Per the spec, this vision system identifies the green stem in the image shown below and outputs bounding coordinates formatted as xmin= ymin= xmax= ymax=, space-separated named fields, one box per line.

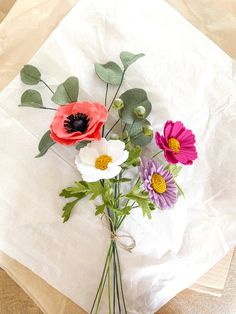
xmin=102 ymin=84 xmax=109 ymax=137
xmin=90 ymin=243 xmax=113 ymax=314
xmin=105 ymin=83 xmax=109 ymax=106
xmin=124 ymin=131 xmax=143 ymax=145
xmin=175 ymin=180 xmax=185 ymax=197
xmin=128 ymin=119 xmax=136 ymax=136
xmin=113 ymin=244 xmax=121 ymax=313
xmin=94 ymin=245 xmax=113 ymax=314
xmin=151 ymin=151 xmax=162 ymax=158
xmin=108 ymin=262 xmax=111 ymax=314
xmin=113 ymin=251 xmax=116 ymax=314
xmin=108 ymin=70 xmax=126 ymax=111
xmin=116 ymin=201 xmax=135 ymax=229
xmin=114 ymin=243 xmax=128 ymax=314
xmin=105 ymin=118 xmax=121 ymax=138
xmin=42 ymin=107 xmax=56 ymax=111
xmin=123 ymin=123 xmax=127 ymax=133
xmin=40 ymin=79 xmax=55 ymax=94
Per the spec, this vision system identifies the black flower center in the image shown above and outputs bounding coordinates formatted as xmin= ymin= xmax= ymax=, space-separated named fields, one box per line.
xmin=64 ymin=113 xmax=90 ymax=133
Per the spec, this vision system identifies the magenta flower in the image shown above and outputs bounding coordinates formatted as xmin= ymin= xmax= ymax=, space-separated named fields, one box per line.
xmin=155 ymin=121 xmax=197 ymax=165
xmin=140 ymin=159 xmax=177 ymax=209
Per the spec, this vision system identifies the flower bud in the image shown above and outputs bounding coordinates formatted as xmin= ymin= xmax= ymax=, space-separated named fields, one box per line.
xmin=110 ymin=133 xmax=120 ymax=140
xmin=112 ymin=98 xmax=124 ymax=110
xmin=142 ymin=125 xmax=153 ymax=136
xmin=134 ymin=106 xmax=146 ymax=118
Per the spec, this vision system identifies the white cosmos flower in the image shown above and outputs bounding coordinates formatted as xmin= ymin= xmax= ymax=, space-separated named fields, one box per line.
xmin=75 ymin=138 xmax=129 ymax=182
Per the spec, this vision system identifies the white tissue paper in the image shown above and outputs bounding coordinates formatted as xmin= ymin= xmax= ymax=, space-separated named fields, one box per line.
xmin=0 ymin=0 xmax=236 ymax=313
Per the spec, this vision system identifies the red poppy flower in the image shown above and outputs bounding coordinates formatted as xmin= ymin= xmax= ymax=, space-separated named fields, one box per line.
xmin=50 ymin=102 xmax=108 ymax=145
xmin=155 ymin=120 xmax=197 ymax=165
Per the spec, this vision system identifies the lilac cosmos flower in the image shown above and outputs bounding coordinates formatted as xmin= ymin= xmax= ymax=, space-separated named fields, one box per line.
xmin=140 ymin=159 xmax=177 ymax=209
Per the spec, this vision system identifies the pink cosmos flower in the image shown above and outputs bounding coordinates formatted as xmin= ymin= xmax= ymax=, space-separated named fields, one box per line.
xmin=155 ymin=121 xmax=197 ymax=165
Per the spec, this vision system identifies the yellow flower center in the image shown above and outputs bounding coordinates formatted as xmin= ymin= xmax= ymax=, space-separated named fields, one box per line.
xmin=168 ymin=137 xmax=180 ymax=154
xmin=95 ymin=155 xmax=112 ymax=170
xmin=151 ymin=173 xmax=167 ymax=194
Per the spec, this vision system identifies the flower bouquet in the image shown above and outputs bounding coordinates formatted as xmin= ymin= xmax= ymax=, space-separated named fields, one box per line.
xmin=19 ymin=51 xmax=197 ymax=313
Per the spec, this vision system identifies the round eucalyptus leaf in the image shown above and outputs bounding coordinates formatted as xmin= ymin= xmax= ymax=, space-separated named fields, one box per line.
xmin=36 ymin=130 xmax=55 ymax=158
xmin=127 ymin=118 xmax=150 ymax=137
xmin=127 ymin=119 xmax=153 ymax=147
xmin=131 ymin=132 xmax=153 ymax=147
xmin=51 ymin=76 xmax=79 ymax=105
xmin=20 ymin=65 xmax=41 ymax=85
xmin=19 ymin=89 xmax=44 ymax=108
xmin=119 ymin=88 xmax=152 ymax=124
xmin=95 ymin=62 xmax=123 ymax=85
xmin=120 ymin=51 xmax=145 ymax=70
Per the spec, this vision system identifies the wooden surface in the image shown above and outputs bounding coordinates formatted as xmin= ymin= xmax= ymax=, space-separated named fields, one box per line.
xmin=0 ymin=249 xmax=236 ymax=314
xmin=158 ymin=249 xmax=236 ymax=314
xmin=0 ymin=269 xmax=42 ymax=314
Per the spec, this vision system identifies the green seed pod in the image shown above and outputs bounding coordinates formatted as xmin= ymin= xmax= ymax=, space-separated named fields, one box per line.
xmin=134 ymin=105 xmax=146 ymax=118
xmin=112 ymin=98 xmax=124 ymax=110
xmin=142 ymin=124 xmax=153 ymax=136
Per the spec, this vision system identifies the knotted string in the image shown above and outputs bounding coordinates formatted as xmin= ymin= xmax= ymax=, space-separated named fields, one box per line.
xmin=101 ymin=213 xmax=136 ymax=253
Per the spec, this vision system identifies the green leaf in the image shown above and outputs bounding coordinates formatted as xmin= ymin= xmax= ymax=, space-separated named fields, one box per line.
xmin=60 ymin=182 xmax=89 ymax=198
xmin=95 ymin=62 xmax=123 ymax=85
xmin=51 ymin=76 xmax=79 ymax=104
xmin=122 ymin=206 xmax=132 ymax=215
xmin=60 ymin=189 xmax=85 ymax=199
xmin=125 ymin=192 xmax=149 ymax=202
xmin=135 ymin=198 xmax=153 ymax=219
xmin=165 ymin=164 xmax=182 ymax=178
xmin=123 ymin=145 xmax=142 ymax=168
xmin=102 ymin=180 xmax=115 ymax=207
xmin=120 ymin=51 xmax=145 ymax=70
xmin=62 ymin=199 xmax=79 ymax=223
xmin=119 ymin=88 xmax=152 ymax=124
xmin=19 ymin=89 xmax=44 ymax=109
xmin=127 ymin=119 xmax=153 ymax=147
xmin=20 ymin=65 xmax=41 ymax=85
xmin=87 ymin=181 xmax=105 ymax=200
xmin=125 ymin=179 xmax=153 ymax=218
xmin=74 ymin=181 xmax=90 ymax=192
xmin=125 ymin=180 xmax=149 ymax=201
xmin=75 ymin=141 xmax=90 ymax=150
xmin=125 ymin=192 xmax=153 ymax=219
xmin=95 ymin=204 xmax=106 ymax=216
xmin=35 ymin=130 xmax=55 ymax=158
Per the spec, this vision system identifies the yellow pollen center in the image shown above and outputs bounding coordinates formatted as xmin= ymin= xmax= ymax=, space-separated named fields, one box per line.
xmin=151 ymin=173 xmax=167 ymax=194
xmin=95 ymin=155 xmax=112 ymax=170
xmin=168 ymin=137 xmax=180 ymax=154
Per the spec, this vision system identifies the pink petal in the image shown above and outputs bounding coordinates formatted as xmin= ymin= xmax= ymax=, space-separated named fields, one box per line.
xmin=164 ymin=149 xmax=178 ymax=164
xmin=164 ymin=120 xmax=173 ymax=140
xmin=170 ymin=121 xmax=185 ymax=138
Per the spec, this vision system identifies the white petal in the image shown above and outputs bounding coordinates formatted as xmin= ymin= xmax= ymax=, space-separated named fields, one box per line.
xmin=75 ymin=162 xmax=95 ymax=174
xmin=81 ymin=170 xmax=105 ymax=182
xmin=102 ymin=166 xmax=122 ymax=179
xmin=77 ymin=147 xmax=99 ymax=165
xmin=110 ymin=150 xmax=129 ymax=166
xmin=81 ymin=166 xmax=121 ymax=182
xmin=88 ymin=138 xmax=108 ymax=155
xmin=107 ymin=140 xmax=126 ymax=161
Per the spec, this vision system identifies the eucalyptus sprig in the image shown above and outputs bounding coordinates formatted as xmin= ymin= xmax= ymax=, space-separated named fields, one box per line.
xmin=19 ymin=64 xmax=80 ymax=157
